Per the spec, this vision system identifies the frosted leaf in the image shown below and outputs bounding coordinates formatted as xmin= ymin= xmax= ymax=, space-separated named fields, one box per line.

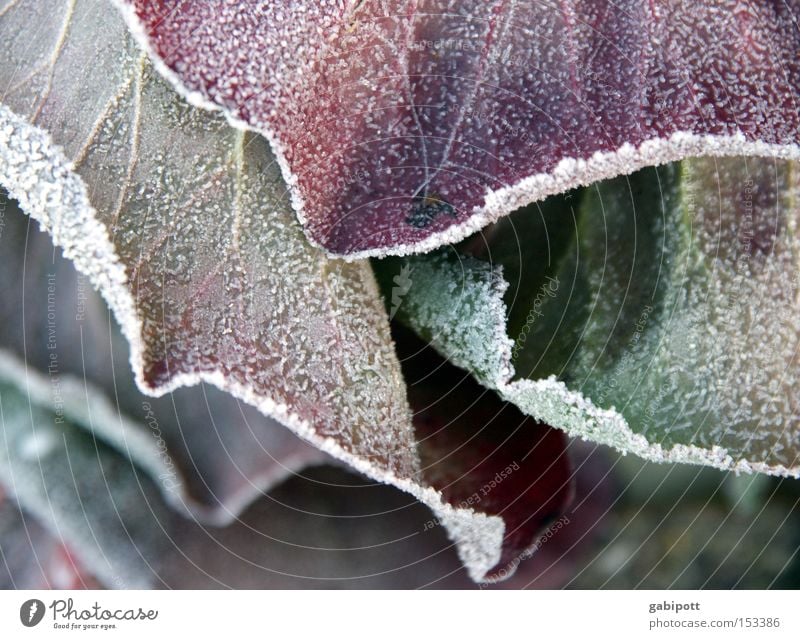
xmin=384 ymin=158 xmax=800 ymax=476
xmin=0 ymin=367 xmax=548 ymax=588
xmin=377 ymin=251 xmax=515 ymax=386
xmin=0 ymin=0 xmax=565 ymax=582
xmin=0 ymin=368 xmax=468 ymax=587
xmin=0 ymin=0 xmax=415 ymax=484
xmin=393 ymin=325 xmax=572 ymax=580
xmin=115 ymin=0 xmax=800 ymax=256
xmin=0 ymin=353 xmax=179 ymax=588
xmin=0 ymin=196 xmax=328 ymax=522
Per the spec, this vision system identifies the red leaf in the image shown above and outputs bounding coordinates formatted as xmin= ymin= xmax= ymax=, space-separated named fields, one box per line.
xmin=395 ymin=326 xmax=573 ymax=579
xmin=118 ymin=0 xmax=800 ymax=255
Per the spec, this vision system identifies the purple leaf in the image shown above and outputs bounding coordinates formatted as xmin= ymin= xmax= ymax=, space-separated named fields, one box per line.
xmin=116 ymin=0 xmax=800 ymax=256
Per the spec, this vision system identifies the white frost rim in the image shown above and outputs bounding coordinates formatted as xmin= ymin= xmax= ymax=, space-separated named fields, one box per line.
xmin=370 ymin=133 xmax=800 ymax=260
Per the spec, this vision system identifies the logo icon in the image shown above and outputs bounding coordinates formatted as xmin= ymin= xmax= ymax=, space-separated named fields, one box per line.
xmin=20 ymin=599 xmax=45 ymax=627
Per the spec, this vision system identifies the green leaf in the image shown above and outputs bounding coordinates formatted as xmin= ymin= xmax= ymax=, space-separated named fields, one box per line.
xmin=381 ymin=158 xmax=800 ymax=476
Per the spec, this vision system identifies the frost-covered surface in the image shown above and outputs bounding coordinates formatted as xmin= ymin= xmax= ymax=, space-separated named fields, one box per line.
xmin=0 ymin=490 xmax=101 ymax=589
xmin=0 ymin=199 xmax=328 ymax=523
xmin=115 ymin=0 xmax=800 ymax=256
xmin=382 ymin=253 xmax=515 ymax=386
xmin=0 ymin=0 xmax=414 ymax=475
xmin=563 ymin=159 xmax=800 ymax=476
xmin=0 ymin=351 xmax=175 ymax=588
xmin=0 ymin=0 xmax=573 ymax=582
xmin=388 ymin=158 xmax=800 ymax=477
xmin=394 ymin=326 xmax=572 ymax=578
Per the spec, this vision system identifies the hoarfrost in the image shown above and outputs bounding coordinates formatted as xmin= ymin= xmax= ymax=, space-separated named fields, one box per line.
xmin=115 ymin=0 xmax=800 ymax=256
xmin=390 ymin=157 xmax=800 ymax=480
